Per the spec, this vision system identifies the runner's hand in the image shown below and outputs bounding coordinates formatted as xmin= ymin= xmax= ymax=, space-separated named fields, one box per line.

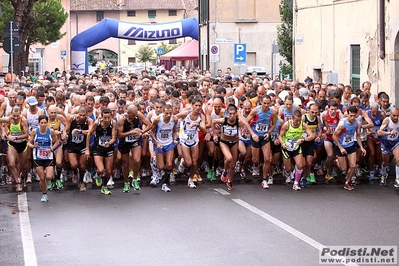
xmin=251 ymin=133 xmax=259 ymax=142
xmin=340 ymin=148 xmax=347 ymax=155
xmin=361 ymin=147 xmax=366 ymax=156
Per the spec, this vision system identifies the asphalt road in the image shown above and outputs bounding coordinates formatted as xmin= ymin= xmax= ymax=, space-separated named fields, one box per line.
xmin=1 ymin=173 xmax=399 ymax=266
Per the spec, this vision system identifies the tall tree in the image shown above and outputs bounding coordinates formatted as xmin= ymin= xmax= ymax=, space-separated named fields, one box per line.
xmin=0 ymin=0 xmax=68 ymax=74
xmin=276 ymin=0 xmax=293 ymax=76
xmin=135 ymin=45 xmax=155 ymax=69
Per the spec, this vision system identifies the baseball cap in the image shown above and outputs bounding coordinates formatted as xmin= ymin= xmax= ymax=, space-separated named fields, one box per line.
xmin=232 ymin=77 xmax=240 ymax=81
xmin=27 ymin=96 xmax=38 ymax=106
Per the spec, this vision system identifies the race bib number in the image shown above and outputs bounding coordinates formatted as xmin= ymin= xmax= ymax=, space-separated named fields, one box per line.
xmin=72 ymin=133 xmax=84 ymax=144
xmin=343 ymin=133 xmax=354 ymax=145
xmin=37 ymin=147 xmax=50 ymax=160
xmin=99 ymin=136 xmax=111 ymax=147
xmin=286 ymin=139 xmax=298 ymax=151
xmin=387 ymin=132 xmax=398 ymax=141
xmin=256 ymin=123 xmax=269 ymax=133
xmin=329 ymin=125 xmax=336 ymax=134
xmin=125 ymin=134 xmax=136 ymax=143
xmin=270 ymin=132 xmax=278 ymax=142
xmin=185 ymin=133 xmax=195 ymax=144
xmin=158 ymin=129 xmax=171 ymax=140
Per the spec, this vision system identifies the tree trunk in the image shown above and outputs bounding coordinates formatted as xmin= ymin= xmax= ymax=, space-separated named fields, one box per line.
xmin=10 ymin=0 xmax=37 ymax=75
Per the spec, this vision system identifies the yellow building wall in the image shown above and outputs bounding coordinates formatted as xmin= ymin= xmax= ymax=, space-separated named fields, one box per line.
xmin=294 ymin=0 xmax=399 ymax=105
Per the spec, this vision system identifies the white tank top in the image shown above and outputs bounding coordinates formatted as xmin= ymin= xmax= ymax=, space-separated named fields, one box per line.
xmin=179 ymin=111 xmax=201 ymax=145
xmin=155 ymin=114 xmax=174 ymax=146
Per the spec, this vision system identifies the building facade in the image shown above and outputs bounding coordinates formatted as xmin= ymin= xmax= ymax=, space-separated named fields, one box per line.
xmin=1 ymin=0 xmax=195 ymax=74
xmin=294 ymin=0 xmax=398 ymax=106
xmin=199 ymin=0 xmax=283 ymax=77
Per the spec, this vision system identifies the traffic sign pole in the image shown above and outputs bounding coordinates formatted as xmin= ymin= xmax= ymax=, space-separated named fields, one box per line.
xmin=10 ymin=20 xmax=14 ymax=89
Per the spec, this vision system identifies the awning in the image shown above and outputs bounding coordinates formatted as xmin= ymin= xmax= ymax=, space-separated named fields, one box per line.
xmin=160 ymin=40 xmax=199 ymax=61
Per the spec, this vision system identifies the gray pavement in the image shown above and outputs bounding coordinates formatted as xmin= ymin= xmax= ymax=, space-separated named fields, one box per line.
xmin=1 ymin=174 xmax=399 ymax=266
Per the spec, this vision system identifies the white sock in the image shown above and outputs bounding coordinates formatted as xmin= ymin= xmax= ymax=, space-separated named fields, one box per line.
xmin=396 ymin=166 xmax=399 ymax=180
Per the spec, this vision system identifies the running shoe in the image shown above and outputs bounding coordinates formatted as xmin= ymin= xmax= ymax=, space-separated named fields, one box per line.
xmin=261 ymin=180 xmax=269 ymax=189
xmin=47 ymin=181 xmax=55 ymax=191
xmin=267 ymin=176 xmax=273 ymax=185
xmin=290 ymin=170 xmax=295 ymax=181
xmin=26 ymin=173 xmax=32 ymax=183
xmin=220 ymin=170 xmax=228 ymax=183
xmin=309 ymin=172 xmax=316 ymax=184
xmin=235 ymin=161 xmax=241 ymax=173
xmin=95 ymin=174 xmax=102 ymax=187
xmin=325 ymin=173 xmax=334 ymax=182
xmin=272 ymin=166 xmax=279 ymax=176
xmin=170 ymin=172 xmax=176 ymax=183
xmin=317 ymin=168 xmax=324 ymax=176
xmin=332 ymin=167 xmax=339 ymax=178
xmin=201 ymin=161 xmax=210 ymax=172
xmin=394 ymin=179 xmax=399 ymax=188
xmin=188 ymin=178 xmax=196 ymax=188
xmin=41 ymin=194 xmax=48 ymax=202
xmin=56 ymin=179 xmax=64 ymax=190
xmin=150 ymin=177 xmax=157 ymax=187
xmin=16 ymin=183 xmax=23 ymax=192
xmin=240 ymin=168 xmax=246 ymax=179
xmin=355 ymin=165 xmax=362 ymax=178
xmin=101 ymin=186 xmax=112 ymax=195
xmin=344 ymin=183 xmax=354 ymax=191
xmin=195 ymin=171 xmax=202 ymax=182
xmin=361 ymin=166 xmax=370 ymax=174
xmin=123 ymin=182 xmax=130 ymax=193
xmin=300 ymin=178 xmax=308 ymax=188
xmin=128 ymin=171 xmax=134 ymax=179
xmin=207 ymin=169 xmax=214 ymax=180
xmin=79 ymin=183 xmax=86 ymax=192
xmin=6 ymin=175 xmax=12 ymax=185
xmin=293 ymin=184 xmax=301 ymax=191
xmin=132 ymin=179 xmax=140 ymax=190
xmin=369 ymin=171 xmax=375 ymax=183
xmin=162 ymin=183 xmax=171 ymax=192
xmin=107 ymin=177 xmax=115 ymax=187
xmin=284 ymin=171 xmax=292 ymax=184
xmin=226 ymin=181 xmax=234 ymax=191
xmin=216 ymin=167 xmax=223 ymax=177
xmin=178 ymin=158 xmax=185 ymax=174
xmin=252 ymin=165 xmax=260 ymax=176
xmin=351 ymin=177 xmax=357 ymax=186
xmin=84 ymin=171 xmax=92 ymax=183
xmin=380 ymin=173 xmax=388 ymax=186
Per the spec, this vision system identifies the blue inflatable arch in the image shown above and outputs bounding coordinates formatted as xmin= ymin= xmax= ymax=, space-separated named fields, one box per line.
xmin=70 ymin=17 xmax=199 ymax=74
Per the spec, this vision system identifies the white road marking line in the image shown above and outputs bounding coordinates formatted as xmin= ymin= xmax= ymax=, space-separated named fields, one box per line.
xmin=232 ymin=198 xmax=356 ymax=266
xmin=18 ymin=193 xmax=38 ymax=266
xmin=214 ymin=188 xmax=230 ymax=195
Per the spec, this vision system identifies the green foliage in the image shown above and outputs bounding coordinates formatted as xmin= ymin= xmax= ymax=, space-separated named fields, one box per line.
xmin=0 ymin=0 xmax=68 ymax=72
xmin=136 ymin=45 xmax=155 ymax=66
xmin=157 ymin=42 xmax=181 ymax=55
xmin=279 ymin=61 xmax=292 ymax=76
xmin=276 ymin=0 xmax=293 ymax=65
xmin=27 ymin=0 xmax=68 ymax=45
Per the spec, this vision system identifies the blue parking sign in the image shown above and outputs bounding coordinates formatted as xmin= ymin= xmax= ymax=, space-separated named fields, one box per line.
xmin=234 ymin=43 xmax=246 ymax=63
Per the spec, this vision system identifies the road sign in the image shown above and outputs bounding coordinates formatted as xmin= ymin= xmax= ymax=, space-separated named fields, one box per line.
xmin=215 ymin=38 xmax=233 ymax=44
xmin=157 ymin=47 xmax=165 ymax=55
xmin=61 ymin=50 xmax=67 ymax=59
xmin=210 ymin=44 xmax=220 ymax=63
xmin=3 ymin=37 xmax=20 ymax=54
xmin=3 ymin=19 xmax=19 ymax=38
xmin=234 ymin=43 xmax=246 ymax=63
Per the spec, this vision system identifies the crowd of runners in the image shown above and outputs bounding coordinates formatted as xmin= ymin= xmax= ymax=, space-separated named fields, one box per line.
xmin=0 ymin=67 xmax=398 ymax=202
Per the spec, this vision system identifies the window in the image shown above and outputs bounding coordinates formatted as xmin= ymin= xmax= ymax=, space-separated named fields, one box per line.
xmin=169 ymin=10 xmax=177 ymax=16
xmin=127 ymin=10 xmax=136 ymax=17
xmin=169 ymin=39 xmax=177 ymax=44
xmin=350 ymin=45 xmax=361 ymax=90
xmin=128 ymin=57 xmax=136 ymax=64
xmin=128 ymin=40 xmax=136 ymax=45
xmin=96 ymin=11 xmax=104 ymax=22
xmin=148 ymin=10 xmax=156 ymax=17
